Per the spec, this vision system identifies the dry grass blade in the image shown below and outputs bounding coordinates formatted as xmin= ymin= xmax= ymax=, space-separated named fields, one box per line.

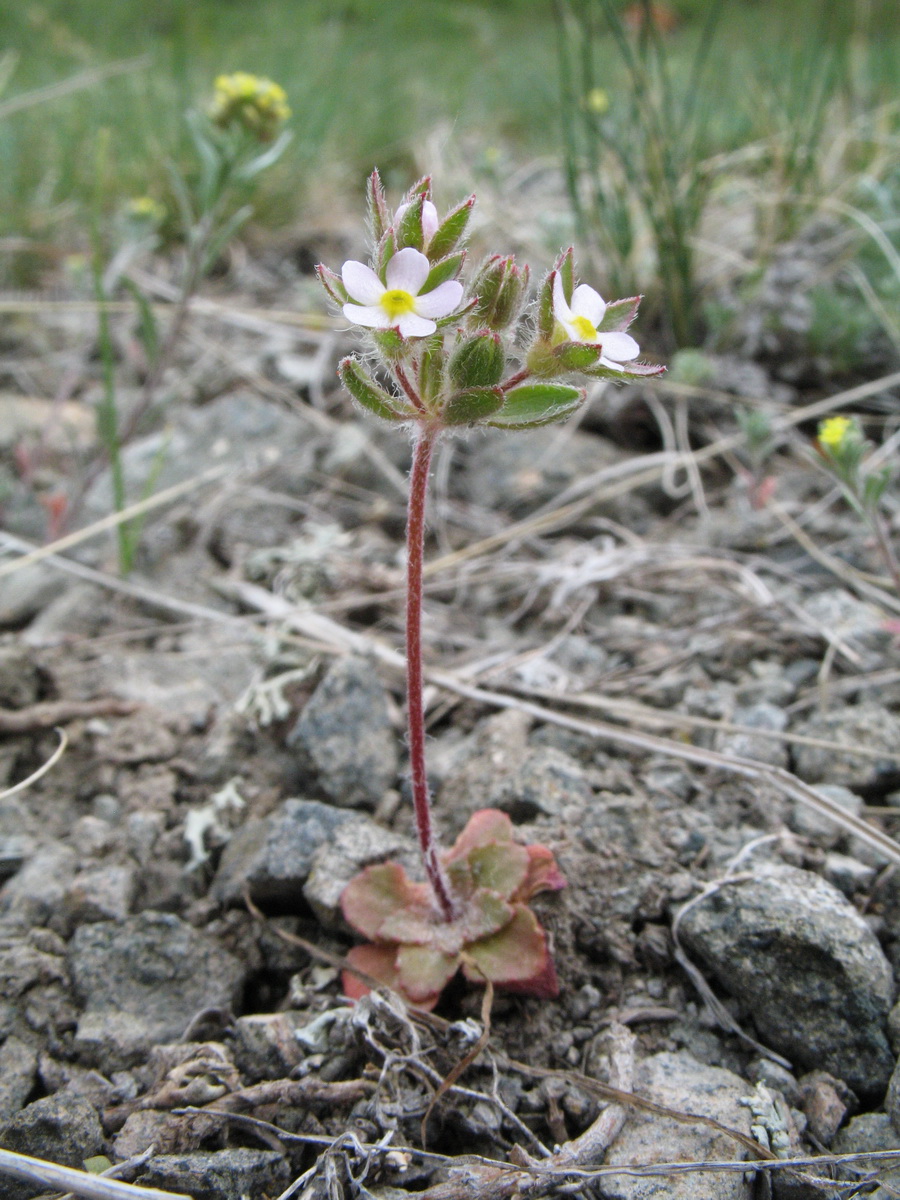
xmin=226 ymin=588 xmax=900 ymax=866
xmin=0 ymin=55 xmax=152 ymax=120
xmin=0 ymin=728 xmax=67 ymax=800
xmin=0 ymin=465 xmax=228 ymax=582
xmin=0 ymin=1147 xmax=186 ymax=1200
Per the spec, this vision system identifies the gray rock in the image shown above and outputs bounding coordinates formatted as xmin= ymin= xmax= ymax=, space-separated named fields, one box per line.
xmin=678 ymin=863 xmax=894 ymax=1098
xmin=0 ymin=564 xmax=63 ymax=629
xmin=791 ymin=702 xmax=900 ymax=787
xmin=803 ymin=588 xmax=891 ymax=652
xmin=716 ymin=703 xmax=788 ymax=768
xmin=211 ymin=797 xmax=357 ymax=908
xmin=303 ymin=816 xmax=412 ymax=931
xmin=0 ymin=842 xmax=78 ymax=926
xmin=832 ymin=1113 xmax=900 ymax=1199
xmin=463 ymin=427 xmax=640 ymax=519
xmin=823 ymin=851 xmax=876 ymax=896
xmin=789 ymin=783 xmax=862 ymax=848
xmin=438 ymin=726 xmax=594 ymax=835
xmin=69 ymin=912 xmax=245 ymax=1069
xmin=0 ymin=1094 xmax=103 ymax=1200
xmin=62 ymin=865 xmax=137 ymax=926
xmin=136 ymin=1148 xmax=290 ymax=1200
xmin=602 ymin=1050 xmax=754 ymax=1200
xmin=0 ymin=642 xmax=42 ymax=707
xmin=288 ymin=656 xmax=398 ymax=809
xmin=0 ymin=1036 xmax=38 ymax=1120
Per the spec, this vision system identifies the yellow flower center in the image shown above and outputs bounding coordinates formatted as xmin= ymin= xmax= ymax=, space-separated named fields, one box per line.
xmin=818 ymin=415 xmax=853 ymax=451
xmin=381 ymin=289 xmax=416 ymax=320
xmin=571 ymin=314 xmax=598 ymax=342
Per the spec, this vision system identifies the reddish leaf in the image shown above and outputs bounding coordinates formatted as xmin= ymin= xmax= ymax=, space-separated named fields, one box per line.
xmin=513 ymin=844 xmax=567 ymax=901
xmin=341 ymin=943 xmax=401 ymax=1001
xmin=396 ymin=944 xmax=460 ymax=1003
xmin=445 ymin=809 xmax=515 ymax=862
xmin=340 ymin=862 xmax=431 ymax=941
xmin=498 ymin=947 xmax=561 ymax=1000
xmin=465 ymin=842 xmax=529 ymax=898
xmin=462 ymin=904 xmax=549 ymax=987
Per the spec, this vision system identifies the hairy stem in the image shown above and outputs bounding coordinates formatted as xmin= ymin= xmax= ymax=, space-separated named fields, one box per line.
xmin=406 ymin=424 xmax=457 ymax=920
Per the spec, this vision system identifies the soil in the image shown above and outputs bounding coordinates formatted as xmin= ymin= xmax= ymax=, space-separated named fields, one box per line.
xmin=1 ymin=212 xmax=900 ymax=1200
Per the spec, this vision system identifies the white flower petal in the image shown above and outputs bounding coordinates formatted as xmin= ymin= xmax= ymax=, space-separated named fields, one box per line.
xmin=396 ymin=312 xmax=437 ymax=337
xmin=343 ymin=302 xmax=389 ymax=328
xmin=599 ymin=331 xmax=640 ymax=362
xmin=342 ymin=261 xmax=385 ymax=305
xmin=414 ymin=279 xmax=463 ymax=319
xmin=552 ymin=272 xmax=573 ymax=322
xmin=571 ymin=284 xmax=606 ymax=328
xmin=385 ymin=247 xmax=431 ymax=294
xmin=598 ymin=357 xmax=626 ymax=372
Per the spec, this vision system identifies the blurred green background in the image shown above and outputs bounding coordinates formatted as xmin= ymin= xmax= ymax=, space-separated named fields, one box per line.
xmin=2 ymin=0 xmax=899 ymax=353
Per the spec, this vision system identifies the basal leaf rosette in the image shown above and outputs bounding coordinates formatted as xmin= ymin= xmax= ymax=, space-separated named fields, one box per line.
xmin=341 ymin=809 xmax=565 ymax=1010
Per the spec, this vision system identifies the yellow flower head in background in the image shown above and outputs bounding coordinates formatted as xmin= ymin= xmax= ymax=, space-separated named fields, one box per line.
xmin=209 ymin=72 xmax=290 ymax=141
xmin=125 ymin=196 xmax=166 ymax=226
xmin=818 ymin=415 xmax=856 ymax=453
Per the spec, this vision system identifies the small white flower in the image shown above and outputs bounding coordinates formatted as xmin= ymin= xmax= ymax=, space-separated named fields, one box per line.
xmin=552 ymin=273 xmax=640 ymax=370
xmin=394 ymin=198 xmax=440 ymax=245
xmin=342 ymin=247 xmax=463 ymax=338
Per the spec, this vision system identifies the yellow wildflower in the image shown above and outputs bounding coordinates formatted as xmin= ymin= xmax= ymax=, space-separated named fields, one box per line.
xmin=818 ymin=415 xmax=855 ymax=453
xmin=209 ymin=72 xmax=290 ymax=141
xmin=583 ymin=87 xmax=609 ymax=115
xmin=125 ymin=196 xmax=166 ymax=225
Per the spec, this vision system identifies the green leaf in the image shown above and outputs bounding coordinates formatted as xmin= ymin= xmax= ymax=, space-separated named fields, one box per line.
xmin=366 ymin=169 xmax=390 ymax=243
xmin=234 ymin=129 xmax=293 ymax=182
xmin=338 ymin=357 xmax=410 ymax=422
xmin=598 ymin=295 xmax=641 ymax=332
xmin=442 ymin=386 xmax=505 ymax=426
xmin=374 ymin=228 xmax=396 ymax=279
xmin=427 ymin=194 xmax=475 ymax=261
xmin=316 ymin=264 xmax=349 ymax=305
xmin=121 ymin=278 xmax=158 ymax=366
xmin=556 ymin=247 xmax=575 ymax=304
xmin=487 ymin=383 xmax=584 ymax=429
xmin=395 ymin=193 xmax=425 ymax=252
xmin=371 ymin=327 xmax=405 ymax=360
xmin=448 ymin=331 xmax=504 ymax=390
xmin=423 ymin=251 xmax=464 ymax=293
xmin=418 ymin=342 xmax=445 ymax=405
xmin=537 ymin=270 xmax=555 ymax=339
xmin=552 ymin=341 xmax=603 ymax=371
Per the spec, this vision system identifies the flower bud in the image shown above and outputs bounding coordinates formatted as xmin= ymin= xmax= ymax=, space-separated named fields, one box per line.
xmin=469 ymin=256 xmax=528 ymax=331
xmin=208 ymin=72 xmax=290 ymax=142
xmin=448 ymin=330 xmax=505 ymax=390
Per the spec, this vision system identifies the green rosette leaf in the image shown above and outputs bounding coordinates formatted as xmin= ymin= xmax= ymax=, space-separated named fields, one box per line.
xmin=551 ymin=341 xmax=603 ymax=371
xmin=487 ymin=383 xmax=584 ymax=429
xmin=442 ymin=386 xmax=506 ymax=426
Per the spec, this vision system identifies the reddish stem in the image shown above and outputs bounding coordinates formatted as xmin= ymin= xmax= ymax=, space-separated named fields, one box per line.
xmin=501 ymin=367 xmax=530 ymax=392
xmin=396 ymin=363 xmax=426 ymax=413
xmin=406 ymin=424 xmax=457 ymax=920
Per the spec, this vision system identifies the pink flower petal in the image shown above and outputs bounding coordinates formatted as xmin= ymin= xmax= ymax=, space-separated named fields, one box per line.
xmin=395 ymin=312 xmax=436 ymax=337
xmin=599 ymin=331 xmax=640 ymax=362
xmin=342 ymin=260 xmax=384 ymax=305
xmin=422 ymin=199 xmax=440 ymax=242
xmin=343 ymin=302 xmax=389 ymax=328
xmin=571 ymin=283 xmax=606 ymax=328
xmin=385 ymin=246 xmax=431 ymax=294
xmin=414 ymin=279 xmax=463 ymax=319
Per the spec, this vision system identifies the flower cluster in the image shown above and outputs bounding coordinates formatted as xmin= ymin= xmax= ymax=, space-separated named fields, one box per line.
xmin=318 ymin=171 xmax=664 ymax=437
xmin=815 ymin=414 xmax=891 ymax=515
xmin=209 ymin=72 xmax=290 ymax=142
xmin=341 ymin=810 xmax=565 ymax=1010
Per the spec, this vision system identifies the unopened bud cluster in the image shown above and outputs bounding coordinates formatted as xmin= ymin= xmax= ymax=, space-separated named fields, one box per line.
xmin=209 ymin=72 xmax=291 ymax=142
xmin=317 ymin=171 xmax=664 ymax=435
